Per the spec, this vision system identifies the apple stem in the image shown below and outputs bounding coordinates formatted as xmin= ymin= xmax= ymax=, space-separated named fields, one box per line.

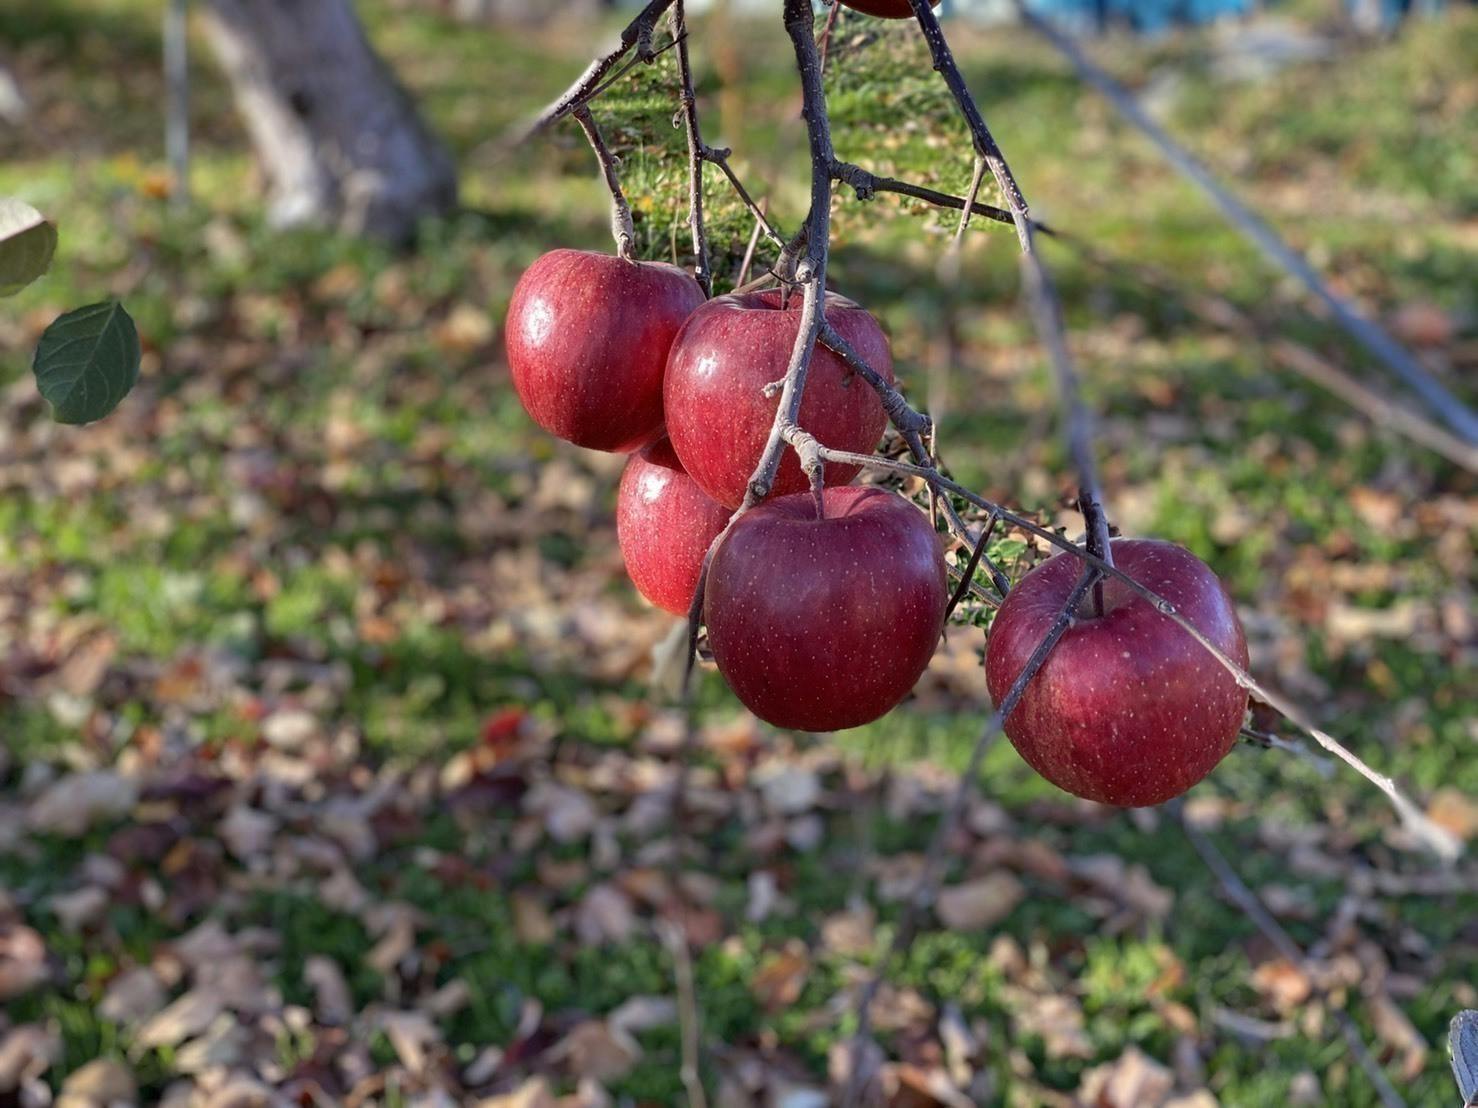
xmin=572 ymin=106 xmax=637 ymax=260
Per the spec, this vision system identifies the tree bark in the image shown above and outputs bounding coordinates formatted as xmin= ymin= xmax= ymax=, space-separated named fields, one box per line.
xmin=203 ymin=0 xmax=457 ymax=241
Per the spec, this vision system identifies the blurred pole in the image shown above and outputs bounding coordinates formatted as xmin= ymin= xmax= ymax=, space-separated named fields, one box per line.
xmin=164 ymin=0 xmax=190 ymax=207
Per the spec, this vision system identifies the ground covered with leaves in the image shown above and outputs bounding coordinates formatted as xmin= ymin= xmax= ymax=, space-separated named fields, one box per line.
xmin=1 ymin=1 xmax=1475 ymax=1105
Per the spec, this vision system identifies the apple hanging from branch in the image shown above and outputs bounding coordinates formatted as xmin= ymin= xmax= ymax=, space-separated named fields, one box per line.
xmin=985 ymin=538 xmax=1250 ymax=807
xmin=664 ymin=289 xmax=894 ymax=508
xmin=505 ymin=248 xmax=704 ymax=453
xmin=617 ymin=437 xmax=732 ymax=617
xmin=705 ymin=485 xmax=948 ymax=732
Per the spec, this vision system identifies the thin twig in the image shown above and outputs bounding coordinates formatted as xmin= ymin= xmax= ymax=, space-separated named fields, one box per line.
xmin=903 ymin=0 xmax=1114 ymax=611
xmin=1017 ymin=235 xmax=1114 ymax=609
xmin=508 ymin=0 xmax=676 ymax=144
xmin=903 ymin=0 xmax=1112 ymax=581
xmin=841 ymin=567 xmax=1100 ymax=1105
xmin=807 ymin=442 xmax=1463 ymax=861
xmin=1177 ymin=808 xmax=1407 ymax=1108
xmin=944 ymin=511 xmax=998 ymax=621
xmin=581 ymin=31 xmax=686 ymax=108
xmin=817 ymin=0 xmax=844 ymax=75
xmin=736 ymin=206 xmax=766 ymax=287
xmin=1239 ymin=726 xmax=1335 ymax=777
xmin=704 ymin=148 xmax=786 ymax=250
xmin=832 ymin=160 xmax=1043 ymax=235
xmin=1019 ymin=4 xmax=1478 ymax=446
xmin=670 ymin=0 xmax=711 ymax=295
xmin=164 ymin=0 xmax=190 ymax=207
xmin=1267 ymin=339 xmax=1478 ymax=472
xmin=816 ymin=322 xmax=1010 ymax=595
xmin=658 ymin=920 xmax=710 ymax=1108
xmin=1046 ymin=231 xmax=1478 ymax=473
xmin=573 ymin=107 xmax=636 ymax=259
xmin=950 ymin=156 xmax=989 ymax=249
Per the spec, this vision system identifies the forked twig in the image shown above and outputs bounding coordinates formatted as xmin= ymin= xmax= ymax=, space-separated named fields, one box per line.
xmin=509 ymin=0 xmax=676 ymax=144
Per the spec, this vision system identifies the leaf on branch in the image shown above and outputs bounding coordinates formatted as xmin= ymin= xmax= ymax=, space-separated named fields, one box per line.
xmin=31 ymin=301 xmax=141 ymax=424
xmin=1451 ymin=1009 xmax=1478 ymax=1106
xmin=0 ymin=197 xmax=57 ymax=296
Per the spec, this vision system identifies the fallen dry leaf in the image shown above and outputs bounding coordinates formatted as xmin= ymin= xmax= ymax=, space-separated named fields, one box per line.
xmin=1079 ymin=1046 xmax=1175 ymax=1108
xmin=475 ymin=1076 xmax=557 ymax=1108
xmin=1367 ymin=991 xmax=1427 ymax=1081
xmin=751 ymin=942 xmax=811 ymax=1012
xmin=56 ymin=1057 xmax=137 ymax=1108
xmin=98 ymin=966 xmax=167 ymax=1024
xmin=27 ymin=771 xmax=138 ymax=836
xmin=574 ymin=883 xmax=635 ymax=946
xmin=1251 ymin=959 xmax=1312 ymax=1013
xmin=549 ymin=1020 xmax=639 ymax=1083
xmin=0 ymin=1024 xmax=59 ymax=1093
xmin=135 ymin=987 xmax=227 ymax=1050
xmin=1426 ymin=787 xmax=1478 ymax=842
xmin=304 ymin=955 xmax=353 ymax=1025
xmin=0 ymin=923 xmax=49 ymax=1000
xmin=935 ymin=872 xmax=1025 ymax=930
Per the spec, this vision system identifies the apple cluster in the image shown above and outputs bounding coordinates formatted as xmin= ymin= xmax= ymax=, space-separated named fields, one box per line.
xmin=504 ymin=248 xmax=1250 ymax=808
xmin=505 ymin=248 xmax=947 ymax=735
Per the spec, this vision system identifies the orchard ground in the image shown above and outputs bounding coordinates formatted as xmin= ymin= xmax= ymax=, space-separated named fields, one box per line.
xmin=1 ymin=1 xmax=1475 ymax=1104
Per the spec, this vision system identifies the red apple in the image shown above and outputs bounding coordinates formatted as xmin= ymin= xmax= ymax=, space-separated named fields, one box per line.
xmin=505 ymin=249 xmax=704 ymax=452
xmin=839 ymin=0 xmax=940 ymax=18
xmin=706 ymin=485 xmax=946 ymax=731
xmin=984 ymin=538 xmax=1249 ymax=807
xmin=617 ymin=438 xmax=732 ymax=616
xmin=664 ymin=289 xmax=893 ymax=509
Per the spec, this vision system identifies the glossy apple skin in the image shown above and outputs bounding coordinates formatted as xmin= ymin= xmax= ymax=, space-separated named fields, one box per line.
xmin=616 ymin=438 xmax=732 ymax=616
xmin=985 ymin=539 xmax=1249 ymax=808
xmin=664 ymin=290 xmax=893 ymax=509
xmin=839 ymin=0 xmax=939 ymax=16
xmin=505 ymin=249 xmax=705 ymax=452
xmin=706 ymin=486 xmax=946 ymax=731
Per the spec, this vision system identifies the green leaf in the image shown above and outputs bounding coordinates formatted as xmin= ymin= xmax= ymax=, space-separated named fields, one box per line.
xmin=0 ymin=197 xmax=58 ymax=297
xmin=32 ymin=302 xmax=142 ymax=425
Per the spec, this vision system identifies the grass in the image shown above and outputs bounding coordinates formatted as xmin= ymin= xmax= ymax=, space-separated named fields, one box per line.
xmin=1 ymin=0 xmax=1475 ymax=1103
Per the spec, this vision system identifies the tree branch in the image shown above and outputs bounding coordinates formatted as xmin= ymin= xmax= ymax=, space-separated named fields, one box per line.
xmin=1019 ymin=3 xmax=1478 ymax=446
xmin=509 ymin=0 xmax=675 ymax=144
xmin=670 ymin=0 xmax=711 ymax=295
xmin=831 ymin=159 xmax=1044 ymax=235
xmin=738 ymin=0 xmax=836 ymax=510
xmin=904 ymin=0 xmax=1113 ymax=590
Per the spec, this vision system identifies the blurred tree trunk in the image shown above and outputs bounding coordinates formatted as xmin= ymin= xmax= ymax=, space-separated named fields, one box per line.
xmin=203 ymin=0 xmax=456 ymax=242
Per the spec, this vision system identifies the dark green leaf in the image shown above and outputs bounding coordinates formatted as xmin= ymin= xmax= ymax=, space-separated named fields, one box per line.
xmin=0 ymin=197 xmax=58 ymax=297
xmin=31 ymin=301 xmax=142 ymax=424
